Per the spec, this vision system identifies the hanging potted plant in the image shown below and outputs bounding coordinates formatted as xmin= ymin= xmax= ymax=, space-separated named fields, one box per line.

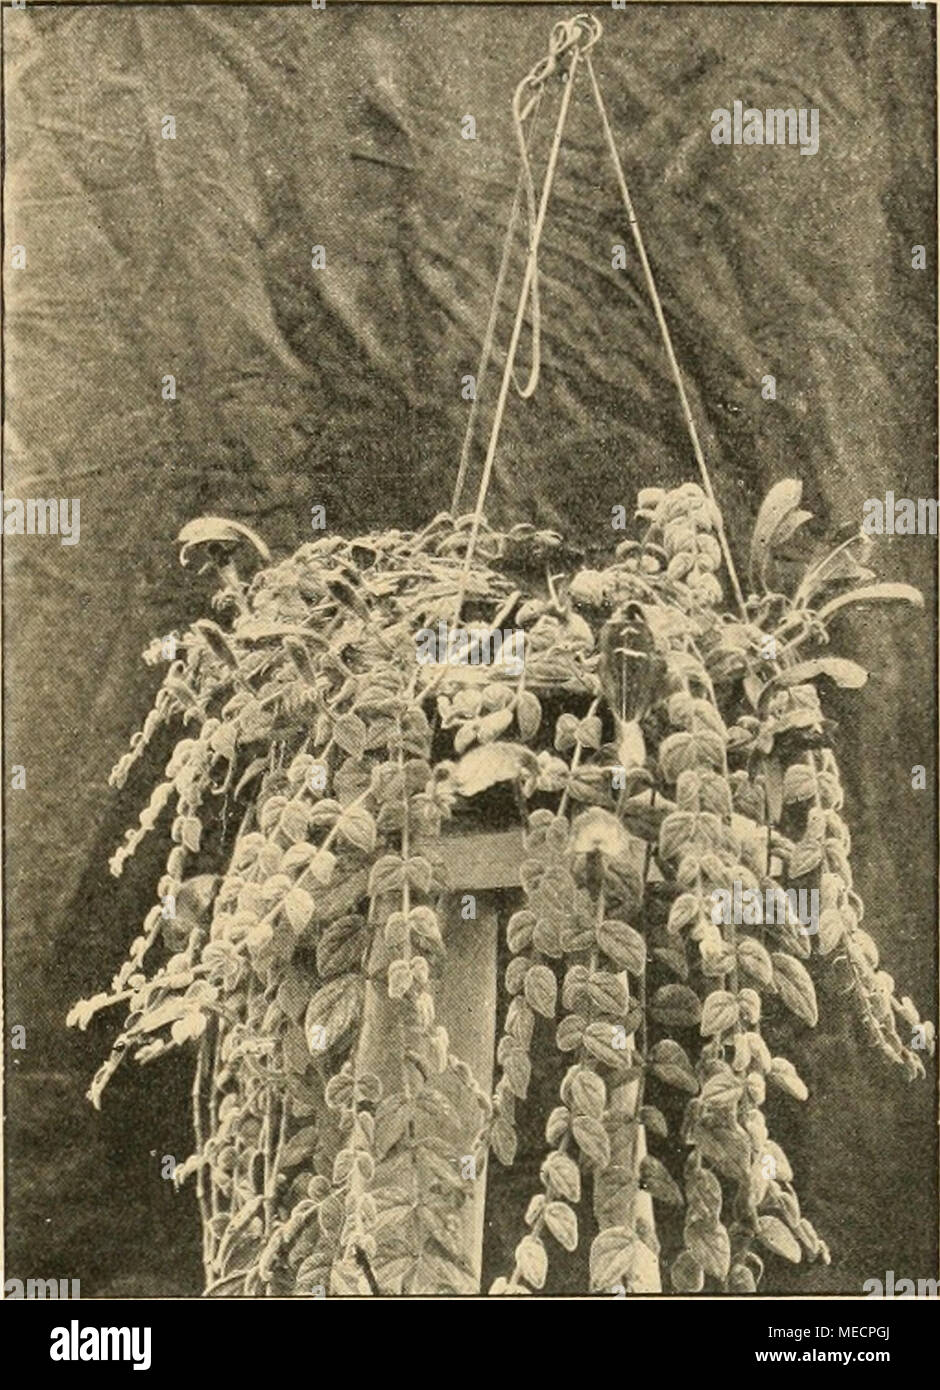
xmin=69 ymin=12 xmax=933 ymax=1297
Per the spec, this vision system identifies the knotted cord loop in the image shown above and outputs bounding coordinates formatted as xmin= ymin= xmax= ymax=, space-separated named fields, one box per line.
xmin=452 ymin=17 xmax=599 ymax=515
xmin=453 ymin=36 xmax=586 ymax=616
xmin=509 ymin=14 xmax=604 ymax=402
xmin=509 ymin=72 xmax=544 ymax=401
xmin=450 ymin=89 xmax=544 ymax=515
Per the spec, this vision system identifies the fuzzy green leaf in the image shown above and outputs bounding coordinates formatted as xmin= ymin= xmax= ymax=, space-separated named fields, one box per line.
xmin=524 ymin=964 xmax=558 ymax=1019
xmin=749 ymin=479 xmax=803 ymax=588
xmin=568 ymin=1067 xmax=607 ymax=1119
xmin=304 ymin=974 xmax=362 ymax=1053
xmin=649 ymin=1038 xmax=699 ymax=1093
xmin=514 ymin=1235 xmax=548 ymax=1290
xmin=772 ymin=953 xmax=818 ymax=1026
xmin=284 ymin=887 xmax=314 ymax=933
xmin=700 ymin=990 xmax=740 ymax=1037
xmin=685 ymin=1218 xmax=731 ymax=1281
xmin=640 ymin=1155 xmax=684 ymax=1206
xmin=737 ymin=936 xmax=775 ymax=988
xmin=757 ymin=1215 xmax=802 ymax=1264
xmin=589 ymin=1226 xmax=634 ymax=1291
xmin=571 ymin=1115 xmax=611 ymax=1168
xmin=336 ymin=805 xmax=377 ymax=853
xmin=597 ymin=919 xmax=646 ymax=973
xmin=768 ymin=1055 xmax=809 ymax=1101
xmin=816 ymin=582 xmax=923 ymax=625
xmin=544 ymin=1200 xmax=579 ymax=1252
xmin=671 ymin=1250 xmax=705 ymax=1292
xmin=650 ymin=984 xmax=702 ymax=1030
xmin=541 ymin=1152 xmax=582 ymax=1204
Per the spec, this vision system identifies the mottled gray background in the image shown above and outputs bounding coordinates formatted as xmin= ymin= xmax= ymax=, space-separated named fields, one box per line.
xmin=3 ymin=1 xmax=936 ymax=1295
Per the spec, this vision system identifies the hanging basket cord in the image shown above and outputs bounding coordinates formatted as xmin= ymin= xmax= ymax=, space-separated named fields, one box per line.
xmin=583 ymin=52 xmax=746 ymax=617
xmin=452 ymin=16 xmax=593 ymax=619
xmin=452 ymin=12 xmax=747 ymax=621
xmin=449 ymin=91 xmax=545 ymax=516
xmin=451 ymin=17 xmax=591 ymax=517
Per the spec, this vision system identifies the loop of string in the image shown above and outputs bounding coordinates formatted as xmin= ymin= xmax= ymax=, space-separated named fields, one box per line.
xmin=506 ymin=15 xmax=600 ymax=403
xmin=450 ymin=13 xmax=745 ymax=622
xmin=451 ymin=16 xmax=598 ymax=515
xmin=508 ymin=64 xmax=543 ymax=402
xmin=449 ymin=91 xmax=543 ymax=516
xmin=452 ymin=25 xmax=588 ymax=620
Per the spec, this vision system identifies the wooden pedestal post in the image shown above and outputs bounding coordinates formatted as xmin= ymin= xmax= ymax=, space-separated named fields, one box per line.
xmin=356 ymin=820 xmax=674 ymax=1293
xmin=356 ymin=834 xmax=507 ymax=1291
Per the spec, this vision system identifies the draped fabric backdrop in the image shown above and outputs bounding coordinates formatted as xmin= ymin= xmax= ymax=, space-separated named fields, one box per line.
xmin=3 ymin=1 xmax=936 ymax=1293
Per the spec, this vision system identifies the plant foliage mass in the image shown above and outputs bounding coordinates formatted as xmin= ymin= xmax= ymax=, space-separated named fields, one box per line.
xmin=71 ymin=481 xmax=933 ymax=1296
